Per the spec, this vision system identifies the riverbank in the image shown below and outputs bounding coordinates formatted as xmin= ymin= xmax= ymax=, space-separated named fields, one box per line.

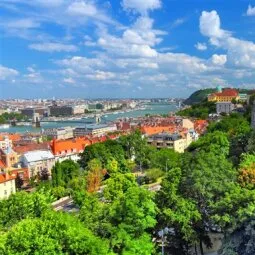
xmin=0 ymin=103 xmax=177 ymax=134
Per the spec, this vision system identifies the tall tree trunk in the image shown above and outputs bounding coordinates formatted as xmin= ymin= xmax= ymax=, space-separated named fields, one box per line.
xmin=199 ymin=239 xmax=204 ymax=255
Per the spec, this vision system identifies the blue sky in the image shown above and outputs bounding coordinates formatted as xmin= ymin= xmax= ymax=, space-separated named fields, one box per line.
xmin=0 ymin=0 xmax=255 ymax=99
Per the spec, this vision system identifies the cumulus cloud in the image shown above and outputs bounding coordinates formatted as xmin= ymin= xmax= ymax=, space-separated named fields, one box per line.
xmin=86 ymin=71 xmax=116 ymax=80
xmin=0 ymin=65 xmax=19 ymax=80
xmin=29 ymin=43 xmax=78 ymax=52
xmin=247 ymin=5 xmax=255 ymax=16
xmin=211 ymin=54 xmax=227 ymax=66
xmin=195 ymin=42 xmax=207 ymax=51
xmin=200 ymin=10 xmax=255 ymax=69
xmin=63 ymin=77 xmax=75 ymax=84
xmin=122 ymin=0 xmax=161 ymax=14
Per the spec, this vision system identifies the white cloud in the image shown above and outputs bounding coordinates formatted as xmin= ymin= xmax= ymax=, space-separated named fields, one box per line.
xmin=195 ymin=42 xmax=207 ymax=51
xmin=247 ymin=5 xmax=255 ymax=16
xmin=67 ymin=1 xmax=97 ymax=16
xmin=6 ymin=18 xmax=40 ymax=29
xmin=122 ymin=0 xmax=161 ymax=14
xmin=200 ymin=10 xmax=229 ymax=39
xmin=211 ymin=54 xmax=227 ymax=66
xmin=29 ymin=43 xmax=78 ymax=52
xmin=200 ymin=10 xmax=255 ymax=69
xmin=66 ymin=1 xmax=113 ymax=24
xmin=0 ymin=65 xmax=19 ymax=80
xmin=63 ymin=77 xmax=75 ymax=84
xmin=86 ymin=71 xmax=116 ymax=80
xmin=171 ymin=18 xmax=186 ymax=28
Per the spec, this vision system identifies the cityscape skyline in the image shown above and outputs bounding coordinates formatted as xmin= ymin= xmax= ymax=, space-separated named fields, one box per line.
xmin=1 ymin=0 xmax=255 ymax=98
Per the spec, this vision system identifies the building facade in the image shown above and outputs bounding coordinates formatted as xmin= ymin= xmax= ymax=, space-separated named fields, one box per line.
xmin=20 ymin=150 xmax=55 ymax=178
xmin=216 ymin=102 xmax=235 ymax=114
xmin=74 ymin=124 xmax=117 ymax=137
xmin=147 ymin=132 xmax=189 ymax=153
xmin=43 ymin=127 xmax=74 ymax=140
xmin=208 ymin=88 xmax=239 ymax=102
xmin=0 ymin=173 xmax=16 ymax=199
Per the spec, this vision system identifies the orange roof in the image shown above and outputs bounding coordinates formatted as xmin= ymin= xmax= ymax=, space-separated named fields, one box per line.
xmin=0 ymin=173 xmax=16 ymax=184
xmin=13 ymin=142 xmax=50 ymax=154
xmin=0 ymin=133 xmax=21 ymax=142
xmin=51 ymin=137 xmax=92 ymax=155
xmin=212 ymin=89 xmax=238 ymax=97
xmin=141 ymin=125 xmax=176 ymax=136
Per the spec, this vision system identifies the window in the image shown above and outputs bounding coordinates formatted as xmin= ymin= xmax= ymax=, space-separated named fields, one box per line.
xmin=4 ymin=190 xmax=7 ymax=195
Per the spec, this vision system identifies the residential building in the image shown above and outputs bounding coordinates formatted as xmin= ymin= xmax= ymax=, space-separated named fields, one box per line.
xmin=216 ymin=102 xmax=234 ymax=114
xmin=147 ymin=132 xmax=190 ymax=153
xmin=49 ymin=105 xmax=74 ymax=116
xmin=239 ymin=94 xmax=248 ymax=102
xmin=21 ymin=108 xmax=47 ymax=118
xmin=182 ymin=118 xmax=194 ymax=129
xmin=20 ymin=150 xmax=55 ymax=178
xmin=43 ymin=127 xmax=74 ymax=140
xmin=208 ymin=88 xmax=239 ymax=102
xmin=74 ymin=124 xmax=117 ymax=137
xmin=51 ymin=138 xmax=91 ymax=162
xmin=0 ymin=173 xmax=16 ymax=199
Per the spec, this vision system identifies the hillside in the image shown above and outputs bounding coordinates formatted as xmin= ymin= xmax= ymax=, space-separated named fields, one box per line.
xmin=184 ymin=88 xmax=217 ymax=105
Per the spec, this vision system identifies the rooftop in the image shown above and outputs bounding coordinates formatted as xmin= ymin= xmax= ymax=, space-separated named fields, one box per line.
xmin=23 ymin=150 xmax=54 ymax=162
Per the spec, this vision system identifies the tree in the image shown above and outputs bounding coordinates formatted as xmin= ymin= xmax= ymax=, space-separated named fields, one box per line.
xmin=103 ymin=173 xmax=137 ymax=201
xmin=156 ymin=168 xmax=201 ymax=253
xmin=1 ymin=211 xmax=111 ymax=255
xmin=106 ymin=157 xmax=119 ymax=174
xmin=150 ymin=148 xmax=180 ymax=171
xmin=79 ymin=143 xmax=110 ymax=169
xmin=106 ymin=186 xmax=156 ymax=254
xmin=145 ymin=168 xmax=164 ymax=183
xmin=0 ymin=191 xmax=53 ymax=229
xmin=238 ymin=154 xmax=255 ymax=189
xmin=51 ymin=160 xmax=80 ymax=188
xmin=87 ymin=159 xmax=103 ymax=193
xmin=188 ymin=131 xmax=230 ymax=156
xmin=15 ymin=174 xmax=24 ymax=190
xmin=219 ymin=218 xmax=255 ymax=255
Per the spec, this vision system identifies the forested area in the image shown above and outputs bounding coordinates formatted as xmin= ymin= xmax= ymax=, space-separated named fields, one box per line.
xmin=2 ymin=113 xmax=255 ymax=254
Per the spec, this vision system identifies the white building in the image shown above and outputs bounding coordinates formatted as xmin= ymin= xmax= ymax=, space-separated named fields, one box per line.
xmin=43 ymin=127 xmax=74 ymax=140
xmin=74 ymin=124 xmax=117 ymax=137
xmin=216 ymin=102 xmax=234 ymax=114
xmin=0 ymin=173 xmax=16 ymax=199
xmin=20 ymin=150 xmax=55 ymax=178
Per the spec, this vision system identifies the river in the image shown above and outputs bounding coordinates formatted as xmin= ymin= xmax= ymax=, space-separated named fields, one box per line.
xmin=0 ymin=103 xmax=177 ymax=134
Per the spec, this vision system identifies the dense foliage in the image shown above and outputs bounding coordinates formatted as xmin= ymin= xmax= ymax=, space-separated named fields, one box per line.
xmin=177 ymin=101 xmax=216 ymax=119
xmin=0 ymin=112 xmax=27 ymax=124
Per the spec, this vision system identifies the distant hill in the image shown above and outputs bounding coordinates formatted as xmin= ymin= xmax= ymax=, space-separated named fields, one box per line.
xmin=184 ymin=88 xmax=217 ymax=105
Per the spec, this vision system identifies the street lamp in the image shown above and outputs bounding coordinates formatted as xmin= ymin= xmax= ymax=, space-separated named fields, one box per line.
xmin=165 ymin=159 xmax=170 ymax=172
xmin=158 ymin=227 xmax=169 ymax=255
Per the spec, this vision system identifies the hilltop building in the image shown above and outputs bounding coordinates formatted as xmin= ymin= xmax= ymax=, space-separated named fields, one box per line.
xmin=208 ymin=88 xmax=239 ymax=102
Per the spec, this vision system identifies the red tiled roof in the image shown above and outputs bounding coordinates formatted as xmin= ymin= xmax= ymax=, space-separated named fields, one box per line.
xmin=0 ymin=173 xmax=16 ymax=184
xmin=51 ymin=137 xmax=92 ymax=155
xmin=13 ymin=142 xmax=50 ymax=154
xmin=212 ymin=89 xmax=239 ymax=97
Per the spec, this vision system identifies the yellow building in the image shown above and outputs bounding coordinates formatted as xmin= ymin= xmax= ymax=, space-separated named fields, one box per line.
xmin=208 ymin=88 xmax=239 ymax=102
